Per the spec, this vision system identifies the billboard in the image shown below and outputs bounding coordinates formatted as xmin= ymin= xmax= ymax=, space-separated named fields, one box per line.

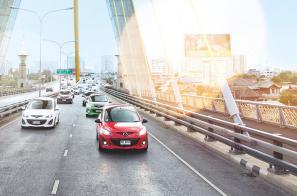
xmin=185 ymin=34 xmax=231 ymax=57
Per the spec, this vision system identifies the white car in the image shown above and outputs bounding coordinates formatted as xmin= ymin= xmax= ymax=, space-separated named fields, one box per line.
xmin=21 ymin=97 xmax=60 ymax=128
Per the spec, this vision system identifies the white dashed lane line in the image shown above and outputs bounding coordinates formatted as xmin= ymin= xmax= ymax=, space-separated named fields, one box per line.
xmin=69 ymin=134 xmax=72 ymax=138
xmin=63 ymin=150 xmax=68 ymax=157
xmin=51 ymin=180 xmax=60 ymax=195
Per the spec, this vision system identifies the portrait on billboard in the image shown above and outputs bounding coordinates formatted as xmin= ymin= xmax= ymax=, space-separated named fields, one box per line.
xmin=185 ymin=34 xmax=231 ymax=57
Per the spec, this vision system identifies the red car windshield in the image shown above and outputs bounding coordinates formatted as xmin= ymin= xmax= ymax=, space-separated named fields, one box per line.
xmin=105 ymin=107 xmax=140 ymax=122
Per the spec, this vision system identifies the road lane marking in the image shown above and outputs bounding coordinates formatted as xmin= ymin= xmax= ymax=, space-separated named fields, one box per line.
xmin=148 ymin=132 xmax=228 ymax=196
xmin=64 ymin=150 xmax=68 ymax=157
xmin=51 ymin=180 xmax=60 ymax=194
xmin=72 ymin=124 xmax=76 ymax=127
xmin=69 ymin=134 xmax=72 ymax=138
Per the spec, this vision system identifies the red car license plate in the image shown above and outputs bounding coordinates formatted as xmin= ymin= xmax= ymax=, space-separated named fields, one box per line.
xmin=120 ymin=140 xmax=131 ymax=145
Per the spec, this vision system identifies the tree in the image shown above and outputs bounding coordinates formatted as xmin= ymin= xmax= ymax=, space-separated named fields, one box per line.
xmin=41 ymin=69 xmax=53 ymax=82
xmin=105 ymin=77 xmax=114 ymax=85
xmin=272 ymin=71 xmax=297 ymax=85
xmin=196 ymin=85 xmax=205 ymax=95
xmin=279 ymin=89 xmax=297 ymax=106
xmin=229 ymin=73 xmax=258 ymax=80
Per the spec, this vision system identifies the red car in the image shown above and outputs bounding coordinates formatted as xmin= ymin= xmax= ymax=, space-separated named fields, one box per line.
xmin=95 ymin=104 xmax=148 ymax=151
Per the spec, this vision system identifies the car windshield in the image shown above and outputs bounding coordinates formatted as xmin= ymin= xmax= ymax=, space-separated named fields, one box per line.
xmin=28 ymin=100 xmax=53 ymax=109
xmin=105 ymin=107 xmax=140 ymax=122
xmin=90 ymin=95 xmax=108 ymax=102
xmin=60 ymin=91 xmax=71 ymax=95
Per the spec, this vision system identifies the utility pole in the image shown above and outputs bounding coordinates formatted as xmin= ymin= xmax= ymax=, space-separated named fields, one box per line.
xmin=74 ymin=0 xmax=80 ymax=83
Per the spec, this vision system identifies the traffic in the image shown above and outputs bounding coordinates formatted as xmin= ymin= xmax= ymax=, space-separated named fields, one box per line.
xmin=20 ymin=76 xmax=149 ymax=152
xmin=0 ymin=75 xmax=292 ymax=196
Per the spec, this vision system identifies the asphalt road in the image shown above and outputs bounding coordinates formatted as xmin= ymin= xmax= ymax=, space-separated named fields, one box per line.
xmin=0 ymin=94 xmax=292 ymax=196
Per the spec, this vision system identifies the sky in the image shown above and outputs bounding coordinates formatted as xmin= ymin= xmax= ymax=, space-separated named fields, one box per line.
xmin=6 ymin=0 xmax=117 ymax=72
xmin=5 ymin=0 xmax=297 ymax=73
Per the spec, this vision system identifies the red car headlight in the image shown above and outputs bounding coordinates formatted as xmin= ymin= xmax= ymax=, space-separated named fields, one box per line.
xmin=100 ymin=128 xmax=110 ymax=136
xmin=138 ymin=128 xmax=147 ymax=136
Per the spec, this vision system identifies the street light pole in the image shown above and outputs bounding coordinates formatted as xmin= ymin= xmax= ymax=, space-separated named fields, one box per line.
xmin=39 ymin=20 xmax=42 ymax=96
xmin=10 ymin=6 xmax=73 ymax=96
xmin=64 ymin=51 xmax=75 ymax=86
xmin=43 ymin=40 xmax=74 ymax=90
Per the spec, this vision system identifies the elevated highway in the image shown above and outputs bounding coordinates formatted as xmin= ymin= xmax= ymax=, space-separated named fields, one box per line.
xmin=0 ymin=90 xmax=295 ymax=195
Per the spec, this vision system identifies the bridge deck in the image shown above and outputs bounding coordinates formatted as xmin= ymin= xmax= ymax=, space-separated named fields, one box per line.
xmin=0 ymin=94 xmax=292 ymax=195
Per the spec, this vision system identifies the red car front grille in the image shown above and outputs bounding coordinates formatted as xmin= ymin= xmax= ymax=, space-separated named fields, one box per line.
xmin=114 ymin=132 xmax=135 ymax=136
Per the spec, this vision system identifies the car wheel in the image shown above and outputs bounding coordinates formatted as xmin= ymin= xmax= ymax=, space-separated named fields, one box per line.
xmin=86 ymin=114 xmax=89 ymax=117
xmin=142 ymin=145 xmax=148 ymax=152
xmin=98 ymin=139 xmax=104 ymax=152
xmin=21 ymin=126 xmax=26 ymax=129
xmin=96 ymin=132 xmax=99 ymax=141
xmin=57 ymin=116 xmax=60 ymax=124
xmin=52 ymin=118 xmax=56 ymax=128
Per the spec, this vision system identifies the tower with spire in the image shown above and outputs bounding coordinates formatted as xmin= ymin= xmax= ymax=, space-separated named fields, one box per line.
xmin=18 ymin=36 xmax=29 ymax=88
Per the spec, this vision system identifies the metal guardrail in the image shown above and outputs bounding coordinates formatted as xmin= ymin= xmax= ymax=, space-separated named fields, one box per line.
xmin=103 ymin=87 xmax=297 ymax=176
xmin=0 ymin=87 xmax=45 ymax=97
xmin=155 ymin=92 xmax=297 ymax=129
xmin=0 ymin=92 xmax=59 ymax=118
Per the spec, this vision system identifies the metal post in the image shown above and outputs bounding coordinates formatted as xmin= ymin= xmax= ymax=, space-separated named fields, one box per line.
xmin=67 ymin=55 xmax=69 ymax=87
xmin=268 ymin=139 xmax=289 ymax=175
xmin=38 ymin=19 xmax=42 ymax=96
xmin=59 ymin=46 xmax=62 ymax=90
xmin=74 ymin=0 xmax=80 ymax=82
xmin=204 ymin=120 xmax=216 ymax=142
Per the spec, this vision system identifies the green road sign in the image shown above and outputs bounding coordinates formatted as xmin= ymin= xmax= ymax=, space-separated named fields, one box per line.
xmin=56 ymin=69 xmax=73 ymax=75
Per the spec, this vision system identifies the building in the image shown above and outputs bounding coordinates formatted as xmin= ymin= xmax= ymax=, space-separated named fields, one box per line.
xmin=260 ymin=69 xmax=277 ymax=79
xmin=228 ymin=77 xmax=281 ymax=101
xmin=0 ymin=0 xmax=21 ymax=75
xmin=17 ymin=39 xmax=28 ymax=88
xmin=247 ymin=68 xmax=261 ymax=77
xmin=232 ymin=55 xmax=246 ymax=74
xmin=228 ymin=78 xmax=260 ymax=100
xmin=101 ymin=55 xmax=116 ymax=74
xmin=249 ymin=80 xmax=281 ymax=100
xmin=183 ymin=57 xmax=234 ymax=86
xmin=150 ymin=58 xmax=169 ymax=76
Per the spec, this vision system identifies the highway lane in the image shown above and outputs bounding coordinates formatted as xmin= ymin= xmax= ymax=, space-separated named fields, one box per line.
xmin=0 ymin=94 xmax=292 ymax=196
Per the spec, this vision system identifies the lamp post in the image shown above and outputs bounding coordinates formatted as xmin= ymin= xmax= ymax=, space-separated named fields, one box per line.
xmin=43 ymin=40 xmax=74 ymax=90
xmin=62 ymin=51 xmax=75 ymax=86
xmin=10 ymin=6 xmax=73 ymax=96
